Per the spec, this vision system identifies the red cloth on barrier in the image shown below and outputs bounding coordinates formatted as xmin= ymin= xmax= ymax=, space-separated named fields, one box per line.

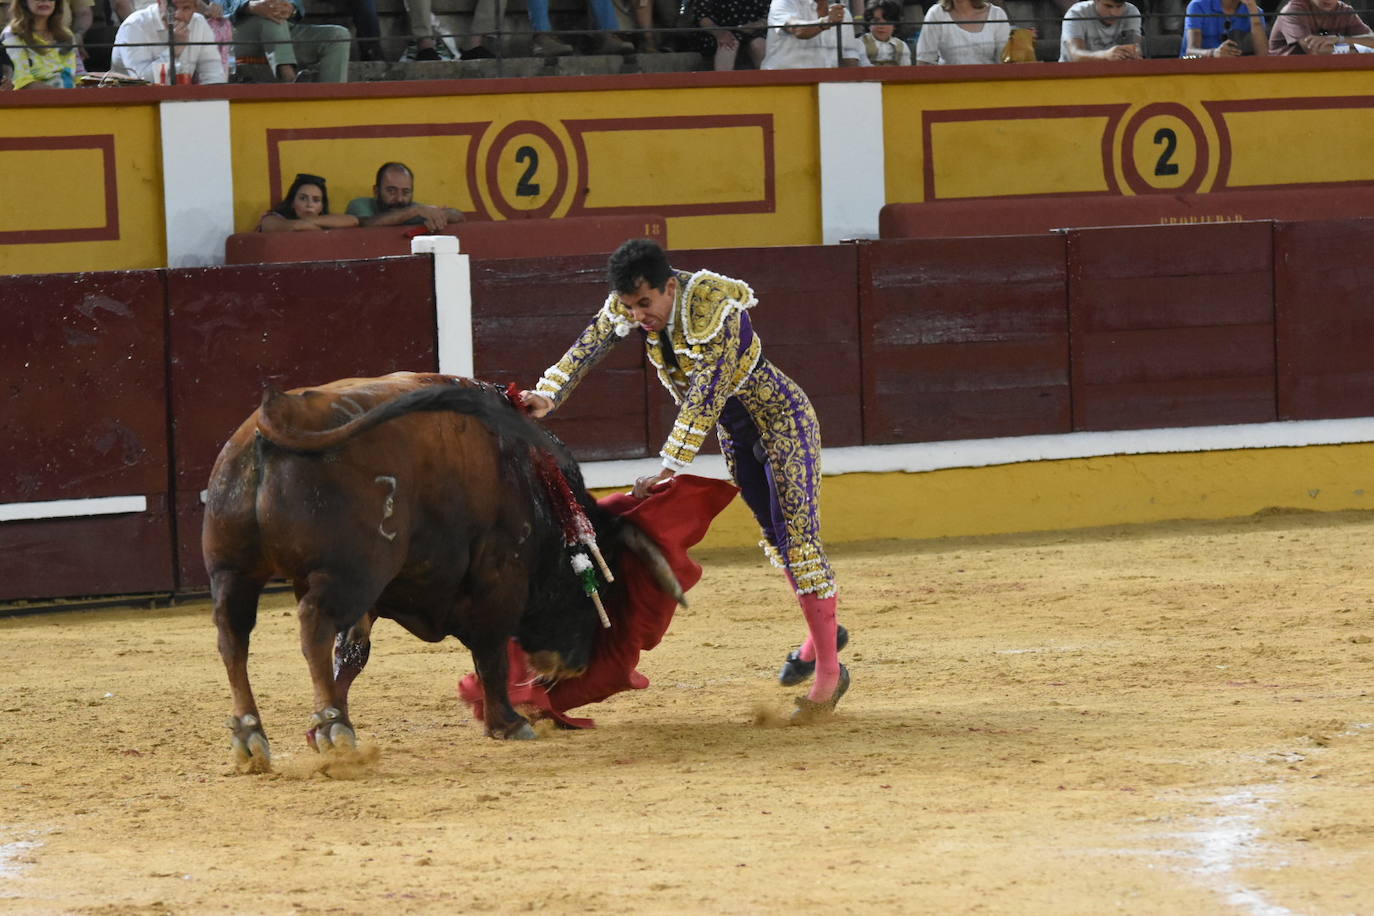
xmin=457 ymin=474 xmax=738 ymax=728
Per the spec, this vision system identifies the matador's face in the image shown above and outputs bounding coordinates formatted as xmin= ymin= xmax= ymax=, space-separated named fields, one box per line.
xmin=618 ymin=276 xmax=677 ymax=334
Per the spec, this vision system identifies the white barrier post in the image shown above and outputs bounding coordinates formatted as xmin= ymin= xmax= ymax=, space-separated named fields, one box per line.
xmin=818 ymin=82 xmax=885 ymax=245
xmin=412 ymin=235 xmax=473 ymax=377
xmin=160 ymin=100 xmax=235 ymax=267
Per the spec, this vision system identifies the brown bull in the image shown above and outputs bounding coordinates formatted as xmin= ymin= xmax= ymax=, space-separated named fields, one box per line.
xmin=203 ymin=372 xmax=680 ymax=769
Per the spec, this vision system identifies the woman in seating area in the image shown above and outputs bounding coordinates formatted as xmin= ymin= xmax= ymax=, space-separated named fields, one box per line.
xmin=2 ymin=0 xmax=78 ymax=89
xmin=914 ymin=0 xmax=1010 ymax=64
xmin=258 ymin=173 xmax=361 ymax=232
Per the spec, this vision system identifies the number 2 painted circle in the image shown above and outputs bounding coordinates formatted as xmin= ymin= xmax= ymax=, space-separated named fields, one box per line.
xmin=1119 ymin=103 xmax=1209 ymax=195
xmin=483 ymin=121 xmax=570 ymax=219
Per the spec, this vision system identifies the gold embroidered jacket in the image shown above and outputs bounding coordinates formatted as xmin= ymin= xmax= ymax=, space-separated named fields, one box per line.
xmin=535 ymin=269 xmax=763 ymax=470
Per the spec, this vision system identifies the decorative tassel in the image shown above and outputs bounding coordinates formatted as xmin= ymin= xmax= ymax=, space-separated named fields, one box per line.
xmin=572 ymin=553 xmax=611 ymax=628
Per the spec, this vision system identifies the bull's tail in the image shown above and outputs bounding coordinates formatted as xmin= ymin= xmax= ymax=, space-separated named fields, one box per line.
xmin=256 ymin=383 xmax=562 ymax=457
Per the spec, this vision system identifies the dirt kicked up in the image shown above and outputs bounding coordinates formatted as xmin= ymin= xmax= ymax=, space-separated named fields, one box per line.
xmin=3 ymin=508 xmax=1374 ymax=914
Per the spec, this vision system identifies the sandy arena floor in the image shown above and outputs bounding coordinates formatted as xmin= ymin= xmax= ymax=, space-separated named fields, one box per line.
xmin=3 ymin=508 xmax=1374 ymax=915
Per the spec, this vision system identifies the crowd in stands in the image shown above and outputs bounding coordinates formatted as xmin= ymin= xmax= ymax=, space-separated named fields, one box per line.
xmin=2 ymin=0 xmax=1372 ymax=88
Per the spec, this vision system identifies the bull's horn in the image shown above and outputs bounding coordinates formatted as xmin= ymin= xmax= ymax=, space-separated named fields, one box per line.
xmin=620 ymin=523 xmax=687 ymax=608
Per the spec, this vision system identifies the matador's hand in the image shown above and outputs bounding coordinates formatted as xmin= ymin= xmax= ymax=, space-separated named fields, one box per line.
xmin=519 ymin=390 xmax=552 ymax=418
xmin=632 ymin=468 xmax=675 ymax=500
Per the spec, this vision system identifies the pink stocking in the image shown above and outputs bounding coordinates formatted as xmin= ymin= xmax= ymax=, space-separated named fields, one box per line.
xmin=798 ymin=592 xmax=841 ymax=701
xmin=784 ymin=569 xmax=817 ymax=662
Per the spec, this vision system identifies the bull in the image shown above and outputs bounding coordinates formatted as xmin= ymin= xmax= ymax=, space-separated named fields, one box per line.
xmin=202 ymin=372 xmax=682 ymax=769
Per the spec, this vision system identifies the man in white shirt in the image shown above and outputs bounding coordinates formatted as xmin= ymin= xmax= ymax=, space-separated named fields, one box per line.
xmin=1059 ymin=0 xmax=1144 ymax=60
xmin=112 ymin=0 xmax=227 ymax=83
xmin=761 ymin=0 xmax=866 ymax=68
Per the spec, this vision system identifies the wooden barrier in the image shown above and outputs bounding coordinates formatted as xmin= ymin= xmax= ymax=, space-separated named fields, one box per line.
xmin=4 ymin=217 xmax=1374 ymax=601
xmin=0 ymin=271 xmax=175 ymax=599
xmin=471 ymin=253 xmax=650 ymax=462
xmin=859 ymin=236 xmax=1070 ymax=444
xmin=879 ymin=188 xmax=1374 ymax=240
xmin=1274 ymin=219 xmax=1374 ymax=422
xmin=1067 ymin=222 xmax=1277 ymax=431
xmin=225 ymin=215 xmax=668 ymax=265
xmin=167 ymin=258 xmax=439 ymax=589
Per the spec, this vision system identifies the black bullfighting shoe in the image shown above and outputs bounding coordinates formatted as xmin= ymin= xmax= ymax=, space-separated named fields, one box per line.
xmin=778 ymin=624 xmax=849 ymax=686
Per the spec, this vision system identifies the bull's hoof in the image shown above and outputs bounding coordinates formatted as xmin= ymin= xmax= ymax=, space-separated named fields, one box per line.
xmin=228 ymin=713 xmax=272 ymax=769
xmin=510 ymin=722 xmax=537 ymax=740
xmin=307 ymin=707 xmax=357 ymax=752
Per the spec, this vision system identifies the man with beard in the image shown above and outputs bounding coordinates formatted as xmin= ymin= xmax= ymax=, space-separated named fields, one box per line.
xmin=345 ymin=162 xmax=466 ymax=231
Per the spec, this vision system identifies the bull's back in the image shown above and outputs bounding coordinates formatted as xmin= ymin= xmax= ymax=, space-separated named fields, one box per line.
xmin=203 ymin=374 xmax=516 ymax=587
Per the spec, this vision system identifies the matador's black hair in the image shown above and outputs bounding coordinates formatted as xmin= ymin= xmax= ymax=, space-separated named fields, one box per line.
xmin=608 ymin=238 xmax=673 ymax=294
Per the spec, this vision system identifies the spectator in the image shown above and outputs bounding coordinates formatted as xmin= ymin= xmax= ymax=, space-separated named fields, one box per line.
xmin=859 ymin=0 xmax=911 ymax=63
xmin=345 ymin=162 xmax=466 ymax=230
xmin=685 ymin=0 xmax=769 ymax=69
xmin=1269 ymin=0 xmax=1372 ymax=53
xmin=915 ymin=0 xmax=1008 ymax=64
xmin=536 ymin=0 xmax=635 ymax=54
xmin=113 ymin=0 xmax=232 ymax=74
xmin=111 ymin=0 xmax=227 ymax=81
xmin=760 ymin=0 xmax=864 ymax=68
xmin=439 ymin=0 xmax=633 ymax=59
xmin=2 ymin=0 xmax=78 ymax=88
xmin=69 ymin=0 xmax=91 ymax=63
xmin=259 ymin=173 xmax=360 ymax=232
xmin=223 ymin=0 xmax=349 ymax=81
xmin=1059 ymin=0 xmax=1143 ymax=60
xmin=1181 ymin=0 xmax=1267 ymax=55
xmin=0 ymin=36 xmax=12 ymax=87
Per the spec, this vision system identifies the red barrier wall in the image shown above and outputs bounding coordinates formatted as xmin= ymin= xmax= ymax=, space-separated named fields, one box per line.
xmin=1068 ymin=222 xmax=1276 ymax=431
xmin=859 ymin=236 xmax=1071 ymax=445
xmin=5 ymin=216 xmax=1374 ymax=603
xmin=879 ymin=188 xmax=1374 ymax=240
xmin=225 ymin=215 xmax=668 ymax=265
xmin=1274 ymin=219 xmax=1374 ymax=421
xmin=167 ymin=257 xmax=438 ymax=589
xmin=0 ymin=271 xmax=175 ymax=599
xmin=471 ymin=253 xmax=651 ymax=462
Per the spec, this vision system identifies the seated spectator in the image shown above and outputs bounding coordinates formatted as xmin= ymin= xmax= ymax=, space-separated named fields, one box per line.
xmin=113 ymin=0 xmax=232 ymax=73
xmin=68 ymin=0 xmax=91 ymax=64
xmin=1269 ymin=0 xmax=1372 ymax=53
xmin=223 ymin=0 xmax=349 ymax=81
xmin=761 ymin=0 xmax=864 ymax=68
xmin=259 ymin=174 xmax=360 ymax=232
xmin=345 ymin=162 xmax=466 ymax=230
xmin=1059 ymin=0 xmax=1143 ymax=60
xmin=860 ymin=0 xmax=911 ymax=64
xmin=111 ymin=0 xmax=227 ymax=82
xmin=533 ymin=0 xmax=635 ymax=54
xmin=684 ymin=0 xmax=769 ymax=69
xmin=434 ymin=0 xmax=632 ymax=59
xmin=916 ymin=0 xmax=1008 ymax=64
xmin=1180 ymin=0 xmax=1267 ymax=56
xmin=1 ymin=37 xmax=12 ymax=87
xmin=2 ymin=0 xmax=78 ymax=88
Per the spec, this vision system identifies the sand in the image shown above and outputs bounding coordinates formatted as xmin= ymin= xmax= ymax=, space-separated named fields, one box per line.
xmin=3 ymin=508 xmax=1374 ymax=914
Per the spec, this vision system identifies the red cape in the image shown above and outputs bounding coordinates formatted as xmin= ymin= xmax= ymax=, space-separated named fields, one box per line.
xmin=457 ymin=474 xmax=738 ymax=728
